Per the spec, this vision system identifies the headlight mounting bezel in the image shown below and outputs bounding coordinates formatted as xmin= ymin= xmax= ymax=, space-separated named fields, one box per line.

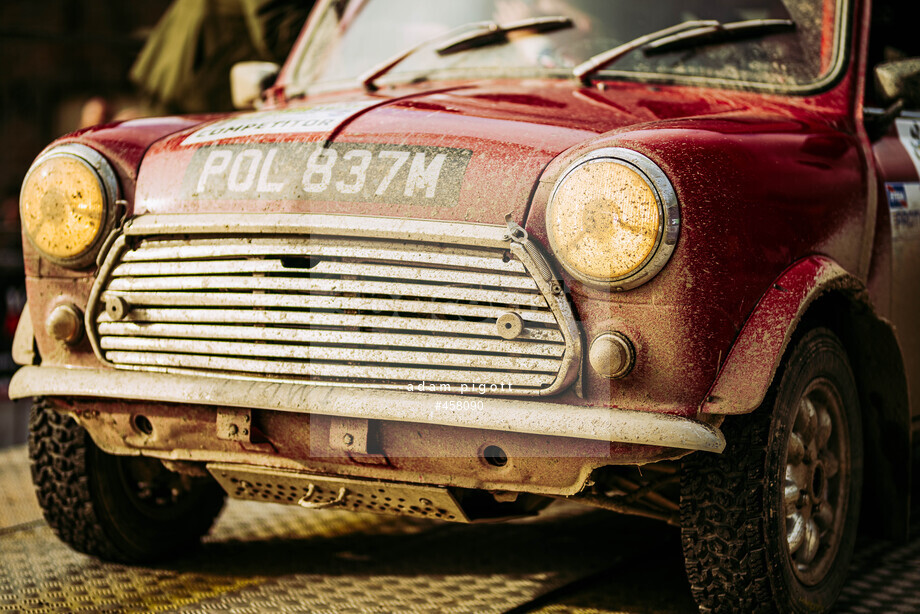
xmin=20 ymin=143 xmax=120 ymax=269
xmin=546 ymin=147 xmax=680 ymax=291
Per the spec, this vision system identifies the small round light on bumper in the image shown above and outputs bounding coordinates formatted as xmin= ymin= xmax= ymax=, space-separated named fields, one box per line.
xmin=46 ymin=304 xmax=84 ymax=345
xmin=589 ymin=332 xmax=635 ymax=379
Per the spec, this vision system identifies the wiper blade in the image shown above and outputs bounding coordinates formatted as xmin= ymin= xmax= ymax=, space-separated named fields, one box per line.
xmin=360 ymin=16 xmax=573 ymax=92
xmin=360 ymin=21 xmax=492 ymax=91
xmin=574 ymin=20 xmax=720 ymax=83
xmin=435 ymin=16 xmax=573 ymax=56
xmin=644 ymin=18 xmax=795 ymax=55
xmin=574 ymin=18 xmax=795 ymax=84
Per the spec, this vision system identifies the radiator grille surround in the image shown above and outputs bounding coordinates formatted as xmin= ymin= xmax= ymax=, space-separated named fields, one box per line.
xmin=86 ymin=214 xmax=581 ymax=395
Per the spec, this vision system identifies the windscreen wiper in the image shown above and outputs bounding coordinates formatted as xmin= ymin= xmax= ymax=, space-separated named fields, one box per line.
xmin=435 ymin=16 xmax=573 ymax=56
xmin=574 ymin=18 xmax=796 ymax=84
xmin=645 ymin=18 xmax=795 ymax=55
xmin=361 ymin=16 xmax=573 ymax=91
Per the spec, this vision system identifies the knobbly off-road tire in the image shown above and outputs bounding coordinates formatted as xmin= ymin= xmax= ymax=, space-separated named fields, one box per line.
xmin=680 ymin=328 xmax=863 ymax=613
xmin=28 ymin=399 xmax=226 ymax=563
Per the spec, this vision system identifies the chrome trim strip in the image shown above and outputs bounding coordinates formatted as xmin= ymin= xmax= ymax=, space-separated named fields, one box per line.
xmin=9 ymin=366 xmax=725 ymax=453
xmin=124 ymin=213 xmax=511 ymax=247
xmin=508 ymin=240 xmax=582 ymax=391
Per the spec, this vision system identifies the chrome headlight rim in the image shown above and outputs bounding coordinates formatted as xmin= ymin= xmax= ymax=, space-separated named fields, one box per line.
xmin=20 ymin=143 xmax=120 ymax=268
xmin=546 ymin=147 xmax=680 ymax=291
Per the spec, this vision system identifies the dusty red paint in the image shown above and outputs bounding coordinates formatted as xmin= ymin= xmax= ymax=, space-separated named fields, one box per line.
xmin=700 ymin=256 xmax=859 ymax=415
xmin=113 ymin=75 xmax=867 ymax=415
xmin=19 ymin=0 xmax=915 ymax=433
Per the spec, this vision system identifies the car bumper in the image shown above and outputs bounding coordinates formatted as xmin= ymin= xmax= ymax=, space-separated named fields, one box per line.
xmin=10 ymin=366 xmax=724 ymax=453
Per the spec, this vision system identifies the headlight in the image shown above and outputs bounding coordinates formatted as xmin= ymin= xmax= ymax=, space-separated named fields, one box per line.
xmin=20 ymin=143 xmax=118 ymax=267
xmin=547 ymin=148 xmax=679 ymax=290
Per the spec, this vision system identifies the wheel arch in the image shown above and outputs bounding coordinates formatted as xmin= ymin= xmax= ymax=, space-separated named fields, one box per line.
xmin=702 ymin=255 xmax=910 ymax=539
xmin=799 ymin=292 xmax=911 ymax=540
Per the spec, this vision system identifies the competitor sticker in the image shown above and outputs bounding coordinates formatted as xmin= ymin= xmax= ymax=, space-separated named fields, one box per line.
xmin=886 ymin=182 xmax=920 ymax=240
xmin=182 ymin=101 xmax=378 ymax=145
xmin=182 ymin=142 xmax=473 ymax=207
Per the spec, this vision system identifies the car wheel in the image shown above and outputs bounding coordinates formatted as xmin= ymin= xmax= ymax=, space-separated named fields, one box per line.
xmin=28 ymin=399 xmax=226 ymax=563
xmin=680 ymin=327 xmax=863 ymax=613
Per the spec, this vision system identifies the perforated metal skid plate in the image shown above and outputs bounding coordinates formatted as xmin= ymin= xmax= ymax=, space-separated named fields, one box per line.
xmin=1 ymin=445 xmax=919 ymax=613
xmin=208 ymin=463 xmax=468 ymax=522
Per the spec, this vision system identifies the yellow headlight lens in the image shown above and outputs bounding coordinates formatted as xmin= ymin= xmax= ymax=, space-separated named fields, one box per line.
xmin=21 ymin=153 xmax=107 ymax=262
xmin=548 ymin=158 xmax=662 ymax=284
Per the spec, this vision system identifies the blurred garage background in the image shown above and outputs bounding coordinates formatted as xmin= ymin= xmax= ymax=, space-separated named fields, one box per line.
xmin=1 ymin=1 xmax=176 ymax=448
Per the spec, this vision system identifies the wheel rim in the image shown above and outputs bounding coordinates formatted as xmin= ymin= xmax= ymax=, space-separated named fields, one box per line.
xmin=782 ymin=378 xmax=849 ymax=586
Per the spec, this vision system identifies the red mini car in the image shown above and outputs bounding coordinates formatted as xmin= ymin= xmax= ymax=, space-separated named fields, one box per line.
xmin=12 ymin=1 xmax=920 ymax=611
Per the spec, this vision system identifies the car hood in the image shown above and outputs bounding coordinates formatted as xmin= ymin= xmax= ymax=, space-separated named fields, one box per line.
xmin=135 ymin=80 xmax=750 ymax=224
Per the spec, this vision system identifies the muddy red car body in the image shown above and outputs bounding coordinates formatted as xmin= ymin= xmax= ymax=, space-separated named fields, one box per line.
xmin=12 ymin=0 xmax=920 ymax=611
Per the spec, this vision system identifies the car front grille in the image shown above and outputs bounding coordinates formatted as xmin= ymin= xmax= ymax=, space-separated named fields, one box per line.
xmin=87 ymin=214 xmax=580 ymax=395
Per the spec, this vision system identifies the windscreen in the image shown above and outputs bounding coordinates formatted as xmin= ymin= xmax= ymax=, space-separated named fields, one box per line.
xmin=292 ymin=0 xmax=844 ymax=93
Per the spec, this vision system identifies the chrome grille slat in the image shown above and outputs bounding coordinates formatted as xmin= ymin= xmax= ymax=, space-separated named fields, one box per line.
xmin=99 ymin=296 xmax=558 ymax=324
xmin=123 ymin=236 xmax=527 ymax=273
xmin=99 ymin=337 xmax=562 ymax=372
xmin=100 ymin=307 xmax=565 ymax=341
xmin=111 ymin=259 xmax=538 ymax=290
xmin=105 ymin=351 xmax=557 ymax=386
xmin=97 ymin=322 xmax=566 ymax=356
xmin=106 ymin=276 xmax=547 ymax=308
xmin=88 ymin=217 xmax=580 ymax=395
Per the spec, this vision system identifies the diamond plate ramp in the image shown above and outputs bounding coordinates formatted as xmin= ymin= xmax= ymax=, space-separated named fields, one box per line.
xmin=0 ymin=503 xmax=644 ymax=613
xmin=0 ymin=446 xmax=654 ymax=613
xmin=6 ymin=440 xmax=917 ymax=614
xmin=522 ymin=509 xmax=920 ymax=614
xmin=833 ymin=513 xmax=920 ymax=614
xmin=0 ymin=445 xmax=42 ymax=530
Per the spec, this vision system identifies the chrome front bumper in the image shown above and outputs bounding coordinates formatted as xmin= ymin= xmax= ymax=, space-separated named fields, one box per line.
xmin=10 ymin=366 xmax=724 ymax=453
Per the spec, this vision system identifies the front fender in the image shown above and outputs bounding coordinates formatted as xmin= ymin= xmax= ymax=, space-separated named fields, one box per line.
xmin=701 ymin=255 xmax=912 ymax=538
xmin=701 ymin=256 xmax=862 ymax=415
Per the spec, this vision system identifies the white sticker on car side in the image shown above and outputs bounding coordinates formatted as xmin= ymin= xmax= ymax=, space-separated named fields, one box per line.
xmin=895 ymin=118 xmax=920 ymax=178
xmin=886 ymin=182 xmax=920 ymax=240
xmin=889 ymin=119 xmax=920 ymax=241
xmin=182 ymin=101 xmax=379 ymax=145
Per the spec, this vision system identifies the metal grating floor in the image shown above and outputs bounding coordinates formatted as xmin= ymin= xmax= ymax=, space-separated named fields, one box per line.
xmin=0 ymin=446 xmax=658 ymax=613
xmin=1 ymin=445 xmax=918 ymax=613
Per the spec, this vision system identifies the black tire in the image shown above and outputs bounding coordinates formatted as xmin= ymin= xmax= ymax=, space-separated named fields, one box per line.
xmin=680 ymin=328 xmax=863 ymax=613
xmin=28 ymin=399 xmax=226 ymax=563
